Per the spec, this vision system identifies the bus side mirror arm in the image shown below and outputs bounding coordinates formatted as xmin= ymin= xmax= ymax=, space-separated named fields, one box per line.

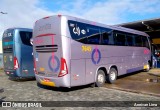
xmin=30 ymin=38 xmax=33 ymax=45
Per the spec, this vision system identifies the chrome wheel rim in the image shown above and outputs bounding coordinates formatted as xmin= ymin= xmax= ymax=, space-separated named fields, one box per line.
xmin=110 ymin=71 xmax=116 ymax=81
xmin=98 ymin=74 xmax=104 ymax=84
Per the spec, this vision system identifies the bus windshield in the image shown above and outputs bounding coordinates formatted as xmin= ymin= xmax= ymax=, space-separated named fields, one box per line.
xmin=19 ymin=31 xmax=32 ymax=46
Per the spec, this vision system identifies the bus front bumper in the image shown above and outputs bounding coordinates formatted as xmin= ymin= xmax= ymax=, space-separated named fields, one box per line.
xmin=4 ymin=70 xmax=17 ymax=77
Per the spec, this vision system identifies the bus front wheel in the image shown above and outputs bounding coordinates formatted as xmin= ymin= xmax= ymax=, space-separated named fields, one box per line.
xmin=106 ymin=68 xmax=117 ymax=84
xmin=95 ymin=70 xmax=106 ymax=87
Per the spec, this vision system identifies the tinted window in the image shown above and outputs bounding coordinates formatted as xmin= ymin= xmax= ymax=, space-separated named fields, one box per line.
xmin=101 ymin=30 xmax=114 ymax=45
xmin=126 ymin=35 xmax=133 ymax=46
xmin=114 ymin=33 xmax=126 ymax=46
xmin=19 ymin=31 xmax=32 ymax=46
xmin=87 ymin=26 xmax=100 ymax=44
xmin=142 ymin=36 xmax=150 ymax=49
xmin=134 ymin=36 xmax=143 ymax=47
xmin=102 ymin=32 xmax=109 ymax=45
xmin=68 ymin=20 xmax=87 ymax=43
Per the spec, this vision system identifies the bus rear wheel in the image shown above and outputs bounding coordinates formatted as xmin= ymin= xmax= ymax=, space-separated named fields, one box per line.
xmin=144 ymin=62 xmax=150 ymax=72
xmin=95 ymin=70 xmax=106 ymax=87
xmin=106 ymin=68 xmax=117 ymax=84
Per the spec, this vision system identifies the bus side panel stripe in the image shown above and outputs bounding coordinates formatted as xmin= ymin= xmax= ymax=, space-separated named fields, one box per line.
xmin=52 ymin=35 xmax=54 ymax=66
xmin=35 ymin=33 xmax=56 ymax=38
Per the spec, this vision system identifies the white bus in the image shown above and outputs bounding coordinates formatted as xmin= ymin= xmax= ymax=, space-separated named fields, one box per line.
xmin=32 ymin=15 xmax=151 ymax=88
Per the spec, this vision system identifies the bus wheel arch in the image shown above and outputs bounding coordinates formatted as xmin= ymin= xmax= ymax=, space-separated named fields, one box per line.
xmin=95 ymin=67 xmax=107 ymax=87
xmin=106 ymin=65 xmax=118 ymax=84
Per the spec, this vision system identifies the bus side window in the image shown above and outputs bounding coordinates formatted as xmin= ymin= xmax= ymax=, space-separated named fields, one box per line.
xmin=87 ymin=26 xmax=101 ymax=45
xmin=102 ymin=32 xmax=109 ymax=45
xmin=134 ymin=35 xmax=143 ymax=47
xmin=126 ymin=35 xmax=133 ymax=46
xmin=142 ymin=36 xmax=150 ymax=49
xmin=114 ymin=33 xmax=126 ymax=46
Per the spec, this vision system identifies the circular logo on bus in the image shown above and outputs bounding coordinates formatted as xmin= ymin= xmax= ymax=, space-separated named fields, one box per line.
xmin=91 ymin=48 xmax=101 ymax=64
xmin=48 ymin=56 xmax=60 ymax=73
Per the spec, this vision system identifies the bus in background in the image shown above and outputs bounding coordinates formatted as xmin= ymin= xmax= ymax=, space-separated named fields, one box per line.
xmin=33 ymin=15 xmax=151 ymax=88
xmin=2 ymin=28 xmax=35 ymax=79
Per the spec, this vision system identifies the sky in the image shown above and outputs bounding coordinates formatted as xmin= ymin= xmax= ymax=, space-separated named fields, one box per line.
xmin=0 ymin=0 xmax=160 ymax=38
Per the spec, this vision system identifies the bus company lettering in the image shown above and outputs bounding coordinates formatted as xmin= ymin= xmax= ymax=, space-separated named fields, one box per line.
xmin=38 ymin=24 xmax=51 ymax=32
xmin=82 ymin=46 xmax=92 ymax=52
xmin=34 ymin=38 xmax=43 ymax=45
xmin=3 ymin=33 xmax=12 ymax=37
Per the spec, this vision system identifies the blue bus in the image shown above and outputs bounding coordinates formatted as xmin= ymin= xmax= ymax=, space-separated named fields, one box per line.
xmin=2 ymin=28 xmax=35 ymax=79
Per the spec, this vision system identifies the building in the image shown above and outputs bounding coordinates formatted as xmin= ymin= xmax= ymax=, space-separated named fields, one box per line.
xmin=118 ymin=18 xmax=160 ymax=47
xmin=118 ymin=18 xmax=160 ymax=67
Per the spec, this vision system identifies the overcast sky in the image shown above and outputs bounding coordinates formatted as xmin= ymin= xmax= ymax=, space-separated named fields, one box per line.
xmin=0 ymin=0 xmax=160 ymax=38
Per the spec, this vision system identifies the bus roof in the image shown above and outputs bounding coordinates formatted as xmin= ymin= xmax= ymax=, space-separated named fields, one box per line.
xmin=5 ymin=28 xmax=32 ymax=32
xmin=44 ymin=15 xmax=149 ymax=37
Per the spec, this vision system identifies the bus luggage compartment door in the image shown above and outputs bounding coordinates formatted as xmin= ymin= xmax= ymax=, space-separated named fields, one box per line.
xmin=70 ymin=59 xmax=85 ymax=87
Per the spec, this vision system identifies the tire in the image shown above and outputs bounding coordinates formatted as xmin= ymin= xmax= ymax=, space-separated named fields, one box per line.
xmin=95 ymin=70 xmax=106 ymax=87
xmin=106 ymin=68 xmax=117 ymax=84
xmin=144 ymin=62 xmax=150 ymax=72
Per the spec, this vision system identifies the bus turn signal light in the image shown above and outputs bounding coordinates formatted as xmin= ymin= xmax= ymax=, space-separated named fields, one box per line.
xmin=14 ymin=57 xmax=19 ymax=70
xmin=34 ymin=58 xmax=37 ymax=74
xmin=58 ymin=58 xmax=68 ymax=77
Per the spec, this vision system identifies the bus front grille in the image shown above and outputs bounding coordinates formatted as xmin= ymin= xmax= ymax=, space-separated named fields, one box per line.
xmin=35 ymin=45 xmax=58 ymax=53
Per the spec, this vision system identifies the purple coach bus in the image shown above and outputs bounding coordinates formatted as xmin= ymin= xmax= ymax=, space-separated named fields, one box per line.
xmin=32 ymin=15 xmax=151 ymax=88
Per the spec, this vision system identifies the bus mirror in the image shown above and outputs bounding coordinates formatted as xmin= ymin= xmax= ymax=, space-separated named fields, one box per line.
xmin=30 ymin=38 xmax=33 ymax=45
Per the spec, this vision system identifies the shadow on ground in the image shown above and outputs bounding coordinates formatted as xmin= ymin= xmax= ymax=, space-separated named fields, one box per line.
xmin=37 ymin=82 xmax=94 ymax=92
